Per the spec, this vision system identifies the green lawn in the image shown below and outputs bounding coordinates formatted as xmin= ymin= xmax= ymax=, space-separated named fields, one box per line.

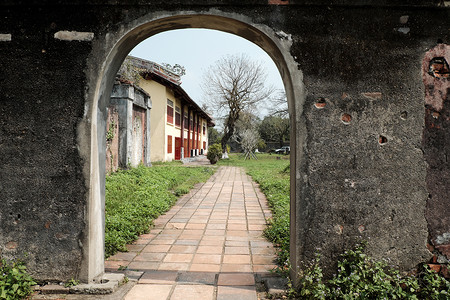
xmin=105 ymin=164 xmax=215 ymax=258
xmin=218 ymin=153 xmax=291 ymax=269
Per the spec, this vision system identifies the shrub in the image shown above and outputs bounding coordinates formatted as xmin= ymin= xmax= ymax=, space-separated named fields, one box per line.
xmin=291 ymin=242 xmax=450 ymax=299
xmin=207 ymin=143 xmax=222 ymax=164
xmin=0 ymin=258 xmax=36 ymax=300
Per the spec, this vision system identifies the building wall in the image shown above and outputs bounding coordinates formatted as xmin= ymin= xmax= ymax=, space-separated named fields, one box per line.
xmin=139 ymin=79 xmax=166 ymax=162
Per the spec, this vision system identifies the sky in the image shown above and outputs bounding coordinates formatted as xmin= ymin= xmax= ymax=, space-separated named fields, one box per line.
xmin=129 ymin=29 xmax=285 ymax=117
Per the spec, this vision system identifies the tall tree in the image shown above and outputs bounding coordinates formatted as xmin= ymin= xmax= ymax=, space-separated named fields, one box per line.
xmin=202 ymin=54 xmax=274 ymax=157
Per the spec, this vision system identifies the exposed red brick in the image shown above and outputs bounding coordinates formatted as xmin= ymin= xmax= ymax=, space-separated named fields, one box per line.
xmin=422 ymin=44 xmax=450 ymax=111
xmin=379 ymin=135 xmax=388 ymax=145
xmin=6 ymin=241 xmax=17 ymax=249
xmin=341 ymin=113 xmax=352 ymax=124
xmin=428 ymin=264 xmax=441 ymax=273
xmin=358 ymin=225 xmax=365 ymax=233
xmin=314 ymin=102 xmax=326 ymax=109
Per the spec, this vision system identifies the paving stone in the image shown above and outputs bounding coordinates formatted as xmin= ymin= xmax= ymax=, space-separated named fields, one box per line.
xmin=224 ymin=247 xmax=250 ymax=255
xmin=138 ymin=270 xmax=178 ymax=284
xmin=124 ymin=284 xmax=172 ymax=300
xmin=169 ymin=245 xmax=197 ymax=254
xmin=221 ymin=264 xmax=252 ymax=273
xmin=192 ymin=254 xmax=222 ymax=264
xmin=252 ymin=255 xmax=276 ymax=265
xmin=177 ymin=272 xmax=216 ymax=285
xmin=217 ymin=286 xmax=258 ymax=300
xmin=158 ymin=262 xmax=189 ymax=271
xmin=171 ymin=284 xmax=215 ymax=300
xmin=127 ymin=261 xmax=159 ymax=271
xmin=223 ymin=255 xmax=251 ymax=264
xmin=196 ymin=245 xmax=223 ymax=254
xmin=189 ymin=263 xmax=221 ymax=273
xmin=163 ymin=253 xmax=193 ymax=263
xmin=134 ymin=252 xmax=166 ymax=261
xmin=217 ymin=273 xmax=255 ymax=286
xmin=143 ymin=244 xmax=171 ymax=252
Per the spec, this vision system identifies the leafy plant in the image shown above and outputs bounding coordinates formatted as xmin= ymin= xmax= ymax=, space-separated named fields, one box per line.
xmin=64 ymin=278 xmax=79 ymax=288
xmin=207 ymin=143 xmax=222 ymax=164
xmin=291 ymin=242 xmax=450 ymax=299
xmin=0 ymin=258 xmax=36 ymax=300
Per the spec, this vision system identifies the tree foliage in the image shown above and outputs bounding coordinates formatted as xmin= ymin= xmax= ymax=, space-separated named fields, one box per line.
xmin=202 ymin=54 xmax=274 ymax=154
xmin=259 ymin=115 xmax=290 ymax=148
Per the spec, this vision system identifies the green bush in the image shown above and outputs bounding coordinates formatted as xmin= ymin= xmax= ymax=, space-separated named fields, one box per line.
xmin=207 ymin=143 xmax=222 ymax=164
xmin=105 ymin=165 xmax=214 ymax=257
xmin=0 ymin=258 xmax=36 ymax=300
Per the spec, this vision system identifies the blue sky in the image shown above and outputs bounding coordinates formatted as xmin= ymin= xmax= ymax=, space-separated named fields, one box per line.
xmin=129 ymin=29 xmax=284 ymax=116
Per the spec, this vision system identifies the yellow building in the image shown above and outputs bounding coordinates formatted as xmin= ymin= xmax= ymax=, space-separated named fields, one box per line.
xmin=128 ymin=56 xmax=214 ymax=162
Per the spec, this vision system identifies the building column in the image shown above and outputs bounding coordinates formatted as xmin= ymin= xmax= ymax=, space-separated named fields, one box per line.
xmin=180 ymin=103 xmax=184 ymax=160
xmin=187 ymin=107 xmax=191 ymax=158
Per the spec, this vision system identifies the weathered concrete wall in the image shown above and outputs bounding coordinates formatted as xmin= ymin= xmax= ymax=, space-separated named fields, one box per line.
xmin=0 ymin=1 xmax=449 ymax=282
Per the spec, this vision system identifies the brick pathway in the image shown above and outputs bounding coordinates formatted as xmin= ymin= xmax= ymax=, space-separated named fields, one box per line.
xmin=105 ymin=166 xmax=277 ymax=300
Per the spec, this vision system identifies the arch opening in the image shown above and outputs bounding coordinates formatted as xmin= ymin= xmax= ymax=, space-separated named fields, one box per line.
xmin=84 ymin=12 xmax=305 ymax=283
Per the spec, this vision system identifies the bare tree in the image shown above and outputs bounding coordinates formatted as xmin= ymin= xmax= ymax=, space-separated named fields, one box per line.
xmin=240 ymin=128 xmax=260 ymax=160
xmin=268 ymin=89 xmax=289 ymax=118
xmin=202 ymin=54 xmax=274 ymax=158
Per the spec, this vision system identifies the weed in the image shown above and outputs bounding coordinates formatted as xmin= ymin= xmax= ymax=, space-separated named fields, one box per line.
xmin=0 ymin=258 xmax=36 ymax=300
xmin=291 ymin=242 xmax=450 ymax=299
xmin=64 ymin=278 xmax=79 ymax=288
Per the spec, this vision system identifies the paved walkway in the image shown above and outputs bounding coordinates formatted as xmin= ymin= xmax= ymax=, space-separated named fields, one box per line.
xmin=105 ymin=166 xmax=277 ymax=300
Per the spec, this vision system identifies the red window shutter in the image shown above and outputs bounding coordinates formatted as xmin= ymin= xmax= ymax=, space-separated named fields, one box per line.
xmin=167 ymin=106 xmax=174 ymax=124
xmin=175 ymin=112 xmax=181 ymax=127
xmin=203 ymin=141 xmax=206 ymax=150
xmin=167 ymin=135 xmax=172 ymax=153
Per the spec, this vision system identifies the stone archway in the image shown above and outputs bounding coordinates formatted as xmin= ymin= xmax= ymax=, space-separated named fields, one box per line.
xmin=81 ymin=12 xmax=305 ymax=282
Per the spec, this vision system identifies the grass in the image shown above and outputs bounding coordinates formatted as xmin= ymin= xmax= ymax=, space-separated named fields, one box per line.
xmin=218 ymin=153 xmax=291 ymax=269
xmin=105 ymin=164 xmax=215 ymax=258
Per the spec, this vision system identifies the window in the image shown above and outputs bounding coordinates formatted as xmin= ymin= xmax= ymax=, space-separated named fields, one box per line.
xmin=203 ymin=123 xmax=206 ymax=135
xmin=167 ymin=135 xmax=172 ymax=153
xmin=175 ymin=106 xmax=181 ymax=127
xmin=190 ymin=116 xmax=193 ymax=130
xmin=184 ymin=114 xmax=189 ymax=130
xmin=167 ymin=99 xmax=174 ymax=124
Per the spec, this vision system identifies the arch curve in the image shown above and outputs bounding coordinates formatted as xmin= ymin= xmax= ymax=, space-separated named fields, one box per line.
xmin=81 ymin=11 xmax=305 ymax=282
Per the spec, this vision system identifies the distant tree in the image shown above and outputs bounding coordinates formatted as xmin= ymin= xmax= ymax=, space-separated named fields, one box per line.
xmin=259 ymin=115 xmax=290 ymax=148
xmin=232 ymin=111 xmax=261 ymax=154
xmin=202 ymin=54 xmax=274 ymax=158
xmin=240 ymin=128 xmax=260 ymax=160
xmin=208 ymin=127 xmax=222 ymax=146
